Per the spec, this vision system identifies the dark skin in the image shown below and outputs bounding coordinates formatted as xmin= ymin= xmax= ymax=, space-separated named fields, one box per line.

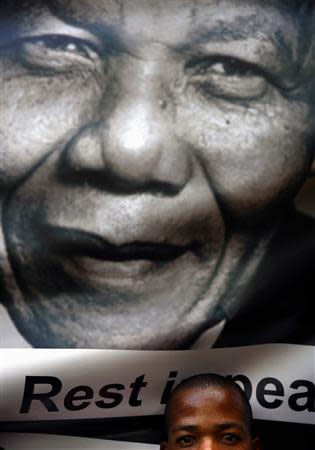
xmin=161 ymin=386 xmax=262 ymax=450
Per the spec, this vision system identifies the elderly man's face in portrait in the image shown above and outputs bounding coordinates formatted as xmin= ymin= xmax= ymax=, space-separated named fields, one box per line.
xmin=1 ymin=0 xmax=314 ymax=348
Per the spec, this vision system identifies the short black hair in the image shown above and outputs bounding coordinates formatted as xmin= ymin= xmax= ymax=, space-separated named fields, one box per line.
xmin=164 ymin=373 xmax=253 ymax=437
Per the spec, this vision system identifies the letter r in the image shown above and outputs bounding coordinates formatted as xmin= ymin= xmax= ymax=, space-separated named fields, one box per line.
xmin=20 ymin=376 xmax=62 ymax=413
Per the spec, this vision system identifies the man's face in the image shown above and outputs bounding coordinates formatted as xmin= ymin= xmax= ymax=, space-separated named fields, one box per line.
xmin=1 ymin=0 xmax=314 ymax=348
xmin=162 ymin=385 xmax=261 ymax=450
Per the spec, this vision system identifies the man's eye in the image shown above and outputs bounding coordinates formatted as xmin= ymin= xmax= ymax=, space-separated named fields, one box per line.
xmin=200 ymin=58 xmax=257 ymax=77
xmin=176 ymin=435 xmax=196 ymax=447
xmin=13 ymin=35 xmax=103 ymax=74
xmin=221 ymin=433 xmax=242 ymax=444
xmin=187 ymin=56 xmax=269 ymax=102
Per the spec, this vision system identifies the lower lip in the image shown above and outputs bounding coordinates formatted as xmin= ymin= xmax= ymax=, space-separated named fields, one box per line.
xmin=69 ymin=256 xmax=156 ymax=280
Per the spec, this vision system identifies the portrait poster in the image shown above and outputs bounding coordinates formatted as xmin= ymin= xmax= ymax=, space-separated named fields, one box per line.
xmin=0 ymin=1 xmax=315 ymax=449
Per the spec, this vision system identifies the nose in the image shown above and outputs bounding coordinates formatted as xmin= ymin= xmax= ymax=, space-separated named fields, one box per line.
xmin=198 ymin=437 xmax=217 ymax=450
xmin=63 ymin=63 xmax=192 ymax=195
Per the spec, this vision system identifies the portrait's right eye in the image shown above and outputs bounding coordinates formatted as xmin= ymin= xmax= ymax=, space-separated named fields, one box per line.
xmin=10 ymin=34 xmax=104 ymax=75
xmin=175 ymin=435 xmax=196 ymax=447
xmin=186 ymin=55 xmax=269 ymax=102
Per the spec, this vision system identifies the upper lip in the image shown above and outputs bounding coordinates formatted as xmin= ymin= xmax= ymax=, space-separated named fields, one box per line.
xmin=40 ymin=224 xmax=198 ymax=262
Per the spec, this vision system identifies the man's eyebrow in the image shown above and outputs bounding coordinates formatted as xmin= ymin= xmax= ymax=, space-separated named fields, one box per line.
xmin=172 ymin=425 xmax=199 ymax=432
xmin=215 ymin=422 xmax=245 ymax=431
xmin=182 ymin=15 xmax=294 ymax=62
xmin=188 ymin=15 xmax=262 ymax=44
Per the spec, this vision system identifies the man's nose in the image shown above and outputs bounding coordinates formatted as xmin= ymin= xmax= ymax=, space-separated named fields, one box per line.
xmin=198 ymin=437 xmax=218 ymax=450
xmin=64 ymin=80 xmax=192 ymax=195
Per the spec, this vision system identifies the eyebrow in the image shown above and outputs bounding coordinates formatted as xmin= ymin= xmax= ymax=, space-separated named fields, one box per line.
xmin=216 ymin=422 xmax=245 ymax=431
xmin=172 ymin=425 xmax=199 ymax=433
xmin=183 ymin=15 xmax=295 ymax=63
xmin=188 ymin=15 xmax=262 ymax=44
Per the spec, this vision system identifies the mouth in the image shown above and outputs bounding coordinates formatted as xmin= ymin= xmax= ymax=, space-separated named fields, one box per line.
xmin=40 ymin=225 xmax=199 ymax=279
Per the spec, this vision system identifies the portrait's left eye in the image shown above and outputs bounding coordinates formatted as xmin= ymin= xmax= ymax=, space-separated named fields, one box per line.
xmin=12 ymin=34 xmax=104 ymax=74
xmin=186 ymin=56 xmax=269 ymax=102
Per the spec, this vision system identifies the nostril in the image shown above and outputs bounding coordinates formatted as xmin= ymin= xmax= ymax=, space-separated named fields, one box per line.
xmin=60 ymin=124 xmax=104 ymax=174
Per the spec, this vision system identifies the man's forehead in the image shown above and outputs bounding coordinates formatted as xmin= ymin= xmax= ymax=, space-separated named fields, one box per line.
xmin=168 ymin=385 xmax=248 ymax=428
xmin=47 ymin=0 xmax=298 ymax=47
xmin=170 ymin=385 xmax=244 ymax=412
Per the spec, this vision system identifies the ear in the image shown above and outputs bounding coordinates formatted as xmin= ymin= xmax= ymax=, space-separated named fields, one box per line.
xmin=160 ymin=441 xmax=168 ymax=450
xmin=252 ymin=436 xmax=263 ymax=450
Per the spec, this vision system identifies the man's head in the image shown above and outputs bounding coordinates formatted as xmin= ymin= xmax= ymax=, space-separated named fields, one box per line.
xmin=1 ymin=0 xmax=315 ymax=348
xmin=162 ymin=374 xmax=262 ymax=450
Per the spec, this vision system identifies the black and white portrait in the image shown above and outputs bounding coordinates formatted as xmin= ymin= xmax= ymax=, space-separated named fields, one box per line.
xmin=1 ymin=0 xmax=315 ymax=349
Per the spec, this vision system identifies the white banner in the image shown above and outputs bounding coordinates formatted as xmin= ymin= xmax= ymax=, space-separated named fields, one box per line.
xmin=0 ymin=434 xmax=157 ymax=450
xmin=1 ymin=345 xmax=314 ymax=425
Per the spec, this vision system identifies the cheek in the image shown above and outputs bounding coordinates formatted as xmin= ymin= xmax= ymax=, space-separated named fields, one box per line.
xmin=177 ymin=93 xmax=312 ymax=221
xmin=1 ymin=64 xmax=104 ymax=185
